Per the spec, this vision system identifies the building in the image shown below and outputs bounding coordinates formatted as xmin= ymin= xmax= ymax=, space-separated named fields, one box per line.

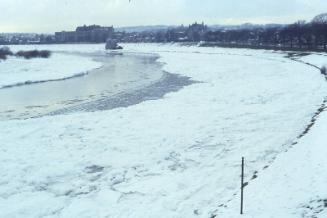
xmin=187 ymin=22 xmax=208 ymax=41
xmin=55 ymin=25 xmax=114 ymax=43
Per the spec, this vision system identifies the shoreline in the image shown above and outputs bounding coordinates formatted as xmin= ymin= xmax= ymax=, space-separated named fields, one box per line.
xmin=46 ymin=71 xmax=197 ymax=116
xmin=0 ymin=71 xmax=90 ymax=90
xmin=46 ymin=51 xmax=196 ymax=116
xmin=199 ymin=42 xmax=327 ymax=53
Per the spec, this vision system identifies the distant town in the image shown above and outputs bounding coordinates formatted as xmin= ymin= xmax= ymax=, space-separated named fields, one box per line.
xmin=0 ymin=22 xmax=211 ymax=44
xmin=1 ymin=13 xmax=327 ymax=51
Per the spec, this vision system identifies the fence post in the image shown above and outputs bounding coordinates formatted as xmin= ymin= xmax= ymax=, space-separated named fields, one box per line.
xmin=241 ymin=157 xmax=244 ymax=215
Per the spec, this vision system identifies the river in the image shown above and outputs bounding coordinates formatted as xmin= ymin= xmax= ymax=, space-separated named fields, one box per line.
xmin=0 ymin=52 xmax=164 ymax=120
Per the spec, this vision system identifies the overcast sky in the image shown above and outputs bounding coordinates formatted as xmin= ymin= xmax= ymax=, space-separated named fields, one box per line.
xmin=0 ymin=0 xmax=326 ymax=33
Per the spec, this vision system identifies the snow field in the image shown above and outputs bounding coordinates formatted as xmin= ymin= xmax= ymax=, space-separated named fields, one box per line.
xmin=0 ymin=44 xmax=327 ymax=217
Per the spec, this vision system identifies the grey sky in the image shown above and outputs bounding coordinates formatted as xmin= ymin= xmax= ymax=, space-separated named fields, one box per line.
xmin=0 ymin=0 xmax=326 ymax=33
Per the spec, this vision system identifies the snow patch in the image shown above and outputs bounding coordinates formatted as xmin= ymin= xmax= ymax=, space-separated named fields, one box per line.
xmin=0 ymin=53 xmax=102 ymax=88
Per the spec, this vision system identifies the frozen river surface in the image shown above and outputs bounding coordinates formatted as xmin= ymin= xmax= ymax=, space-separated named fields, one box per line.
xmin=0 ymin=44 xmax=327 ymax=218
xmin=0 ymin=52 xmax=182 ymax=120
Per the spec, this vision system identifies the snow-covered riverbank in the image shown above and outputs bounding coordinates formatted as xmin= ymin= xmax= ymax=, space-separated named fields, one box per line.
xmin=0 ymin=44 xmax=327 ymax=218
xmin=0 ymin=52 xmax=102 ymax=89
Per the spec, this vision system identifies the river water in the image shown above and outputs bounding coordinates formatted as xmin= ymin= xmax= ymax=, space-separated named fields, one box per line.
xmin=0 ymin=52 xmax=165 ymax=120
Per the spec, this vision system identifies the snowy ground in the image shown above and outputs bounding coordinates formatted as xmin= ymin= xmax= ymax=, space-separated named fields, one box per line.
xmin=0 ymin=46 xmax=102 ymax=88
xmin=299 ymin=53 xmax=327 ymax=69
xmin=0 ymin=44 xmax=327 ymax=218
xmin=216 ymin=101 xmax=327 ymax=218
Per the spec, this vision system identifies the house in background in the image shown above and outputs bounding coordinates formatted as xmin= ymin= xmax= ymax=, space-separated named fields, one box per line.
xmin=55 ymin=25 xmax=114 ymax=43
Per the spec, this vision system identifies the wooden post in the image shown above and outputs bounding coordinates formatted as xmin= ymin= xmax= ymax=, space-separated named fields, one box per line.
xmin=241 ymin=157 xmax=244 ymax=215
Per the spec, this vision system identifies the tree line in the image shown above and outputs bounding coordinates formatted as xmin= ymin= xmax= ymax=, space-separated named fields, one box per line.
xmin=116 ymin=14 xmax=327 ymax=52
xmin=203 ymin=14 xmax=327 ymax=51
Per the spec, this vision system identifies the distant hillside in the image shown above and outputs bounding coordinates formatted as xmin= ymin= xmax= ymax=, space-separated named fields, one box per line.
xmin=116 ymin=25 xmax=176 ymax=33
xmin=209 ymin=23 xmax=286 ymax=31
xmin=115 ymin=23 xmax=287 ymax=33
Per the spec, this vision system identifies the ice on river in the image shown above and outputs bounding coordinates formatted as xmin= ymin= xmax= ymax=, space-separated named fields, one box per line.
xmin=0 ymin=43 xmax=327 ymax=218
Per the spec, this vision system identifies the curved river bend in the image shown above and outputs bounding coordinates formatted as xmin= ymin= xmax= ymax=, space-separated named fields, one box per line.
xmin=0 ymin=52 xmax=193 ymax=120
